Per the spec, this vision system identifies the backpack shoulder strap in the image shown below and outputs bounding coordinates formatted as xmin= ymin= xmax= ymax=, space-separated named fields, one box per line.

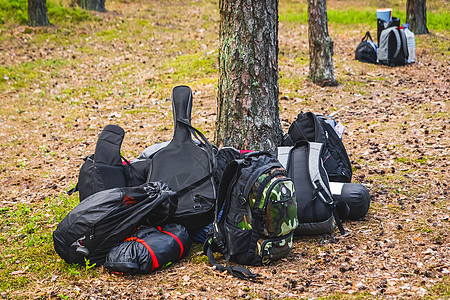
xmin=399 ymin=28 xmax=409 ymax=58
xmin=392 ymin=28 xmax=402 ymax=59
xmin=308 ymin=142 xmax=346 ymax=235
xmin=204 ymin=159 xmax=260 ymax=281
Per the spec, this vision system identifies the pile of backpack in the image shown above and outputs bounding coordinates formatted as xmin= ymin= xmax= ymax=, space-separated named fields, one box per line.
xmin=355 ymin=14 xmax=416 ymax=67
xmin=54 ymin=85 xmax=370 ymax=279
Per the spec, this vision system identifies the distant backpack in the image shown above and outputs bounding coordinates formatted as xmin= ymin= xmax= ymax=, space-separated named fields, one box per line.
xmin=355 ymin=31 xmax=377 ymax=64
xmin=286 ymin=141 xmax=347 ymax=236
xmin=204 ymin=152 xmax=298 ymax=280
xmin=104 ymin=224 xmax=191 ymax=274
xmin=68 ymin=125 xmax=149 ymax=202
xmin=147 ymin=86 xmax=217 ymax=231
xmin=377 ymin=27 xmax=409 ymax=67
xmin=53 ymin=182 xmax=174 ymax=265
xmin=282 ymin=112 xmax=352 ymax=183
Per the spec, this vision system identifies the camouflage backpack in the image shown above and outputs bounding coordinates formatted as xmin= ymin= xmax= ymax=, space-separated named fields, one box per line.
xmin=204 ymin=152 xmax=298 ymax=280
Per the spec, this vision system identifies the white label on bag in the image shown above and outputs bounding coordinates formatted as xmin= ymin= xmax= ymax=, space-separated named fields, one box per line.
xmin=329 ymin=182 xmax=345 ymax=195
xmin=334 ymin=122 xmax=345 ymax=139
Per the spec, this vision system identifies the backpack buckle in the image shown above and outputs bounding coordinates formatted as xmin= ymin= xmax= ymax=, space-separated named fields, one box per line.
xmin=238 ymin=194 xmax=247 ymax=206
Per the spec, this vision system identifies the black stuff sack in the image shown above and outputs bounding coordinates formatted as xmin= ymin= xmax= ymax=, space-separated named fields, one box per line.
xmin=53 ymin=182 xmax=174 ymax=265
xmin=355 ymin=31 xmax=377 ymax=64
xmin=104 ymin=224 xmax=191 ymax=274
xmin=147 ymin=86 xmax=217 ymax=231
xmin=329 ymin=182 xmax=370 ymax=220
xmin=68 ymin=125 xmax=149 ymax=202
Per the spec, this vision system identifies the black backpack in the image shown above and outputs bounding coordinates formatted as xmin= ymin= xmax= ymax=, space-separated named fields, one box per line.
xmin=355 ymin=31 xmax=377 ymax=64
xmin=68 ymin=125 xmax=149 ymax=202
xmin=104 ymin=223 xmax=191 ymax=274
xmin=282 ymin=112 xmax=352 ymax=183
xmin=147 ymin=86 xmax=217 ymax=231
xmin=286 ymin=141 xmax=347 ymax=236
xmin=204 ymin=152 xmax=298 ymax=280
xmin=53 ymin=182 xmax=174 ymax=265
xmin=377 ymin=27 xmax=408 ymax=67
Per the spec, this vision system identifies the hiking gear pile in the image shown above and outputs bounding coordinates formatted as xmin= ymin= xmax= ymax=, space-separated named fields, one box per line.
xmin=356 ymin=14 xmax=414 ymax=66
xmin=56 ymin=85 xmax=370 ymax=279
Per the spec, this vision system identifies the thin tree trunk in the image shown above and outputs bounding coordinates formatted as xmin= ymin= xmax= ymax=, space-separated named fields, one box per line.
xmin=308 ymin=0 xmax=338 ymax=87
xmin=80 ymin=0 xmax=106 ymax=12
xmin=28 ymin=0 xmax=49 ymax=27
xmin=215 ymin=0 xmax=283 ymax=153
xmin=406 ymin=0 xmax=429 ymax=35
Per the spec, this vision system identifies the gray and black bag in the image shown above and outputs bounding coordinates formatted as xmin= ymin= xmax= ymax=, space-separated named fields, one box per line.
xmin=285 ymin=141 xmax=346 ymax=236
xmin=377 ymin=27 xmax=409 ymax=67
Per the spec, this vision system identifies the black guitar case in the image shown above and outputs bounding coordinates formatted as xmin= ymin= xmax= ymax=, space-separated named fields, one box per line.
xmin=147 ymin=85 xmax=217 ymax=231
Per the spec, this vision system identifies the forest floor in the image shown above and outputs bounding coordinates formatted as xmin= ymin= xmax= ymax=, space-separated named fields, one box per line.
xmin=0 ymin=0 xmax=449 ymax=299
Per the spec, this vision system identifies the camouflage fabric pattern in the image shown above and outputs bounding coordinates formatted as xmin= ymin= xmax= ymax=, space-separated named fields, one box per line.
xmin=256 ymin=234 xmax=294 ymax=264
xmin=263 ymin=178 xmax=298 ymax=237
xmin=248 ymin=167 xmax=285 ymax=208
xmin=245 ymin=168 xmax=298 ymax=237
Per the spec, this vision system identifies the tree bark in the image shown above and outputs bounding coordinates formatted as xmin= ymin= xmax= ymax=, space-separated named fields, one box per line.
xmin=307 ymin=0 xmax=338 ymax=87
xmin=406 ymin=0 xmax=429 ymax=35
xmin=80 ymin=0 xmax=106 ymax=12
xmin=215 ymin=0 xmax=283 ymax=154
xmin=28 ymin=0 xmax=49 ymax=27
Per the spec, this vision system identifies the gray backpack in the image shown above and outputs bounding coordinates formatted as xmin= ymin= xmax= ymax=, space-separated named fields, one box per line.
xmin=377 ymin=27 xmax=409 ymax=67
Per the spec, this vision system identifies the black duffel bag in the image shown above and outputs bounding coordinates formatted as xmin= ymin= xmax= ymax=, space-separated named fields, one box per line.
xmin=53 ymin=182 xmax=174 ymax=265
xmin=355 ymin=31 xmax=377 ymax=64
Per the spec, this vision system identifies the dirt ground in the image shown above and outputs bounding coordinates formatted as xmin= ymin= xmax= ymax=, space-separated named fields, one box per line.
xmin=0 ymin=0 xmax=448 ymax=299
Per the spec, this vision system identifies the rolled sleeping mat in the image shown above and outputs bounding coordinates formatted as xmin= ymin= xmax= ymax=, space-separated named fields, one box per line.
xmin=329 ymin=182 xmax=370 ymax=220
xmin=104 ymin=224 xmax=191 ymax=274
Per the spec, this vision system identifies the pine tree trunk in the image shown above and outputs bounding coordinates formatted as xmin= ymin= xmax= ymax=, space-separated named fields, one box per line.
xmin=307 ymin=0 xmax=338 ymax=87
xmin=406 ymin=0 xmax=429 ymax=35
xmin=215 ymin=0 xmax=283 ymax=154
xmin=28 ymin=0 xmax=49 ymax=27
xmin=80 ymin=0 xmax=106 ymax=12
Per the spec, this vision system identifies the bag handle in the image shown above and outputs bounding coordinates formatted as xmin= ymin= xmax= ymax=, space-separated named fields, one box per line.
xmin=362 ymin=31 xmax=374 ymax=43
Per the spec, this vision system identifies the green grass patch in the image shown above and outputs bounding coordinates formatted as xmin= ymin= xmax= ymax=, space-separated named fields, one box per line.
xmin=280 ymin=6 xmax=449 ymax=31
xmin=0 ymin=0 xmax=91 ymax=26
xmin=0 ymin=194 xmax=83 ymax=293
xmin=0 ymin=58 xmax=70 ymax=91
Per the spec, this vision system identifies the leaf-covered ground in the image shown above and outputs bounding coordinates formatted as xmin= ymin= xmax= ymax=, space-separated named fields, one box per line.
xmin=0 ymin=0 xmax=448 ymax=299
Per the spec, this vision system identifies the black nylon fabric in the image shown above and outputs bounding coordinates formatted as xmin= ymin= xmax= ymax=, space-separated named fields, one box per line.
xmin=355 ymin=31 xmax=377 ymax=64
xmin=147 ymin=86 xmax=217 ymax=231
xmin=69 ymin=125 xmax=151 ymax=202
xmin=282 ymin=112 xmax=352 ymax=183
xmin=104 ymin=224 xmax=191 ymax=274
xmin=53 ymin=182 xmax=173 ymax=265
